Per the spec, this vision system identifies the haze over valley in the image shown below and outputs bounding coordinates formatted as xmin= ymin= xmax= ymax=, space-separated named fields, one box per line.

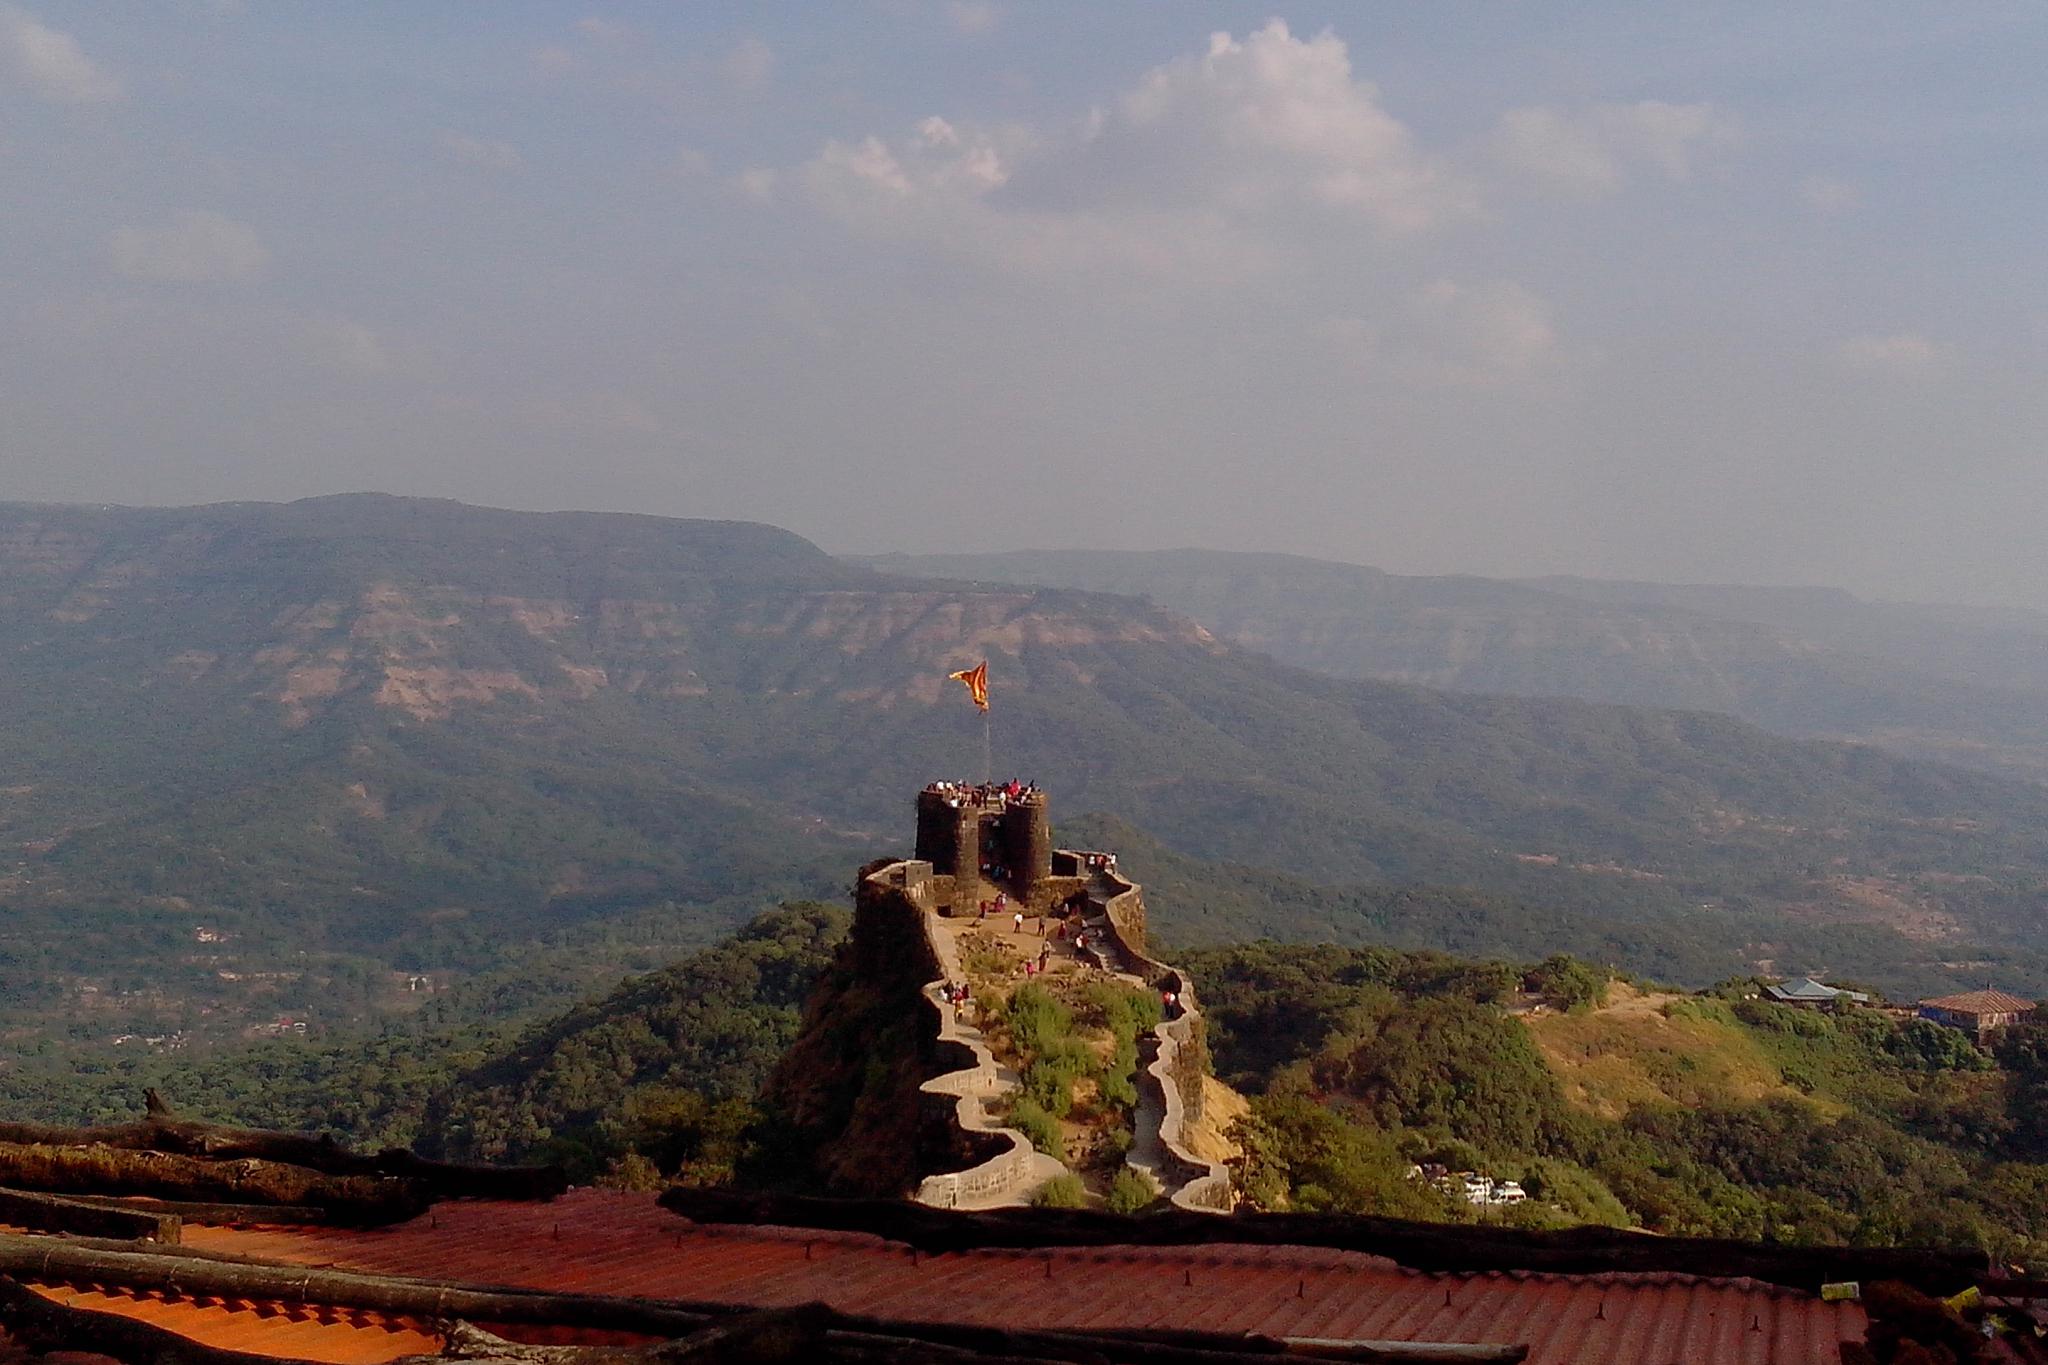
xmin=11 ymin=6 xmax=2048 ymax=1331
xmin=4 ymin=494 xmax=2048 ymax=1104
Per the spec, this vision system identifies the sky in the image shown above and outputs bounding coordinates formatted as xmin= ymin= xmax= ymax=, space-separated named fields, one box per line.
xmin=6 ymin=3 xmax=2048 ymax=606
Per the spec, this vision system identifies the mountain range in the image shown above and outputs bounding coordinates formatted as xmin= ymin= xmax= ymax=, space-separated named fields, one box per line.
xmin=862 ymin=548 xmax=2048 ymax=783
xmin=3 ymin=494 xmax=2048 ymax=1063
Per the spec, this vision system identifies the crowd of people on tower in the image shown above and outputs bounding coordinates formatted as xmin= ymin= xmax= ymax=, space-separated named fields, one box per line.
xmin=924 ymin=778 xmax=1041 ymax=808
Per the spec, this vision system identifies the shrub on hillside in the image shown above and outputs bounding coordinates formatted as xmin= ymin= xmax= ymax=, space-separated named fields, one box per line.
xmin=1107 ymin=1166 xmax=1157 ymax=1214
xmin=1006 ymin=983 xmax=1074 ymax=1058
xmin=1031 ymin=1173 xmax=1087 ymax=1209
xmin=1525 ymin=954 xmax=1611 ymax=1013
xmin=1022 ymin=1036 xmax=1095 ymax=1118
xmin=1010 ymin=1097 xmax=1064 ymax=1159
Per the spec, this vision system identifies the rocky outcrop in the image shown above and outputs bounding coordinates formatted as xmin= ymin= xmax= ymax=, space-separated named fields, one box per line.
xmin=770 ymin=822 xmax=1231 ymax=1211
xmin=760 ymin=859 xmax=1057 ymax=1204
xmin=756 ymin=861 xmax=992 ymax=1198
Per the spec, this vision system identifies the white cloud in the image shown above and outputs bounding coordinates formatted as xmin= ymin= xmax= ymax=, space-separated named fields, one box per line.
xmin=737 ymin=167 xmax=778 ymax=201
xmin=107 ymin=209 xmax=268 ymax=284
xmin=1801 ymin=174 xmax=1859 ymax=213
xmin=947 ymin=2 xmax=1001 ymax=36
xmin=438 ymin=130 xmax=523 ymax=172
xmin=1099 ymin=22 xmax=1469 ymax=231
xmin=4 ymin=6 xmax=122 ymax=104
xmin=793 ymin=20 xmax=1469 ymax=277
xmin=1839 ymin=332 xmax=1949 ymax=377
xmin=721 ymin=36 xmax=774 ymax=91
xmin=1495 ymin=100 xmax=1735 ymax=192
xmin=672 ymin=144 xmax=710 ymax=177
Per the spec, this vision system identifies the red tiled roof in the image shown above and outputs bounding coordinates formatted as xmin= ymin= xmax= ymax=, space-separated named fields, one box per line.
xmin=184 ymin=1190 xmax=1869 ymax=1364
xmin=1920 ymin=989 xmax=2036 ymax=1016
xmin=22 ymin=1283 xmax=439 ymax=1364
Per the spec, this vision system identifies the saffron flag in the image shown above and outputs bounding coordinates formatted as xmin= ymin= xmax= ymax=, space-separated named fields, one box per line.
xmin=948 ymin=660 xmax=989 ymax=711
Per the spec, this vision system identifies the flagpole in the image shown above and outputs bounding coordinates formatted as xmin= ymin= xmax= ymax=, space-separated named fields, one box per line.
xmin=982 ymin=707 xmax=992 ymax=785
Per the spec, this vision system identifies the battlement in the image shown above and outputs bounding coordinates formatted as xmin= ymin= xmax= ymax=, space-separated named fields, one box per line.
xmin=913 ymin=782 xmax=1055 ymax=914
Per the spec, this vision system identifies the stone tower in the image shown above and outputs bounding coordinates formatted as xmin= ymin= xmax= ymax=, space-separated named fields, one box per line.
xmin=914 ymin=785 xmax=1052 ymax=913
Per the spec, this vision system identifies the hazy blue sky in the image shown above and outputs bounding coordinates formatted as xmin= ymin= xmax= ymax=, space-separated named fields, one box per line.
xmin=7 ymin=3 xmax=2048 ymax=604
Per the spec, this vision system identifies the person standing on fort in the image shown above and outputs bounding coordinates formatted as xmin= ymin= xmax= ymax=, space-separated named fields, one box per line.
xmin=1013 ymin=909 xmax=1025 ymax=935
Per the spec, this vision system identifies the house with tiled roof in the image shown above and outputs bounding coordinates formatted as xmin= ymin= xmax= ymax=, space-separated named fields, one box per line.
xmin=1764 ymin=977 xmax=1871 ymax=1008
xmin=1918 ymin=987 xmax=2037 ymax=1038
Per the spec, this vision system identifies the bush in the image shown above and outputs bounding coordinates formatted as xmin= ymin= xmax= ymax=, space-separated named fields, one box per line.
xmin=1008 ymin=983 xmax=1074 ymax=1058
xmin=1107 ymin=1165 xmax=1158 ymax=1214
xmin=595 ymin=1151 xmax=663 ymax=1192
xmin=1031 ymin=1173 xmax=1088 ymax=1209
xmin=1080 ymin=982 xmax=1161 ymax=1117
xmin=1525 ymin=954 xmax=1611 ymax=1013
xmin=1010 ymin=1097 xmax=1065 ymax=1159
xmin=1021 ymin=1036 xmax=1095 ymax=1118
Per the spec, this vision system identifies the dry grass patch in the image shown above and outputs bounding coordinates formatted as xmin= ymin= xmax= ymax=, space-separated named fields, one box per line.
xmin=1522 ymin=983 xmax=1816 ymax=1119
xmin=1184 ymin=1077 xmax=1249 ymax=1166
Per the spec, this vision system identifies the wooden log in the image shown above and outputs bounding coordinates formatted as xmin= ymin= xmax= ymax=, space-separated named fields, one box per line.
xmin=0 ymin=1115 xmax=567 ymax=1202
xmin=0 ymin=1186 xmax=179 ymax=1242
xmin=62 ymin=1192 xmax=352 ymax=1228
xmin=0 ymin=1142 xmax=428 ymax=1225
xmin=660 ymin=1188 xmax=1987 ymax=1297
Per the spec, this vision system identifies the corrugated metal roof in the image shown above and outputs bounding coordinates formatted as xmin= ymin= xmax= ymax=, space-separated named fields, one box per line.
xmin=22 ymin=1283 xmax=440 ymax=1364
xmin=1921 ymin=989 xmax=2036 ymax=1015
xmin=185 ymin=1189 xmax=1869 ymax=1364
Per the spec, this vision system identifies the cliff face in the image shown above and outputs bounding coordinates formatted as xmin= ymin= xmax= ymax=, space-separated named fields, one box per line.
xmin=757 ymin=864 xmax=995 ymax=1197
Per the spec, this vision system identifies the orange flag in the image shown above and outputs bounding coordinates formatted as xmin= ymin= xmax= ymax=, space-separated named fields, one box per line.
xmin=948 ymin=660 xmax=989 ymax=711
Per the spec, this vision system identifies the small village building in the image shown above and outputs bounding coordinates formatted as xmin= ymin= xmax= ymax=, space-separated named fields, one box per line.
xmin=1764 ymin=977 xmax=1870 ymax=1008
xmin=1917 ymin=988 xmax=2036 ymax=1038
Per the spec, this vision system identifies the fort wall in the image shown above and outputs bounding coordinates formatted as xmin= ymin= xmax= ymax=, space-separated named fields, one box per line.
xmin=813 ymin=792 xmax=1232 ymax=1212
xmin=859 ymin=859 xmax=1059 ymax=1209
xmin=1070 ymin=855 xmax=1233 ymax=1213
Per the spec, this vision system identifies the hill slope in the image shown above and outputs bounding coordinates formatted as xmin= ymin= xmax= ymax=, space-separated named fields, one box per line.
xmin=5 ymin=495 xmax=2048 ymax=1048
xmin=862 ymin=548 xmax=2048 ymax=781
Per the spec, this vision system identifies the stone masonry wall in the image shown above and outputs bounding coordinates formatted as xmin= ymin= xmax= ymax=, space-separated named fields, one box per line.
xmin=1075 ymin=858 xmax=1233 ymax=1213
xmin=862 ymin=859 xmax=1050 ymax=1210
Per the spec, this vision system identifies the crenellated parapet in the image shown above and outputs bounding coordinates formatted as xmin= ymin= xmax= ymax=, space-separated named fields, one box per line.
xmin=914 ymin=785 xmax=1054 ymax=914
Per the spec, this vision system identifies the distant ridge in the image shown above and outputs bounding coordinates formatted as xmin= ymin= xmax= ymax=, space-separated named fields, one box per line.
xmin=6 ymin=494 xmax=2048 ymax=1065
xmin=860 ymin=546 xmax=2048 ymax=782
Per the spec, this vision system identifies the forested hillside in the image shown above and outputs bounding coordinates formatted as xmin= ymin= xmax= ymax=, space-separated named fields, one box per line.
xmin=37 ymin=903 xmax=2048 ymax=1265
xmin=865 ymin=548 xmax=2048 ymax=781
xmin=1185 ymin=941 xmax=2048 ymax=1266
xmin=3 ymin=902 xmax=851 ymax=1180
xmin=8 ymin=495 xmax=2048 ymax=1064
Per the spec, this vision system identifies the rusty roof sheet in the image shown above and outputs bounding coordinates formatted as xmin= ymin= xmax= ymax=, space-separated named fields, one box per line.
xmin=22 ymin=1283 xmax=440 ymax=1364
xmin=183 ymin=1190 xmax=1868 ymax=1364
xmin=1921 ymin=989 xmax=2037 ymax=1015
